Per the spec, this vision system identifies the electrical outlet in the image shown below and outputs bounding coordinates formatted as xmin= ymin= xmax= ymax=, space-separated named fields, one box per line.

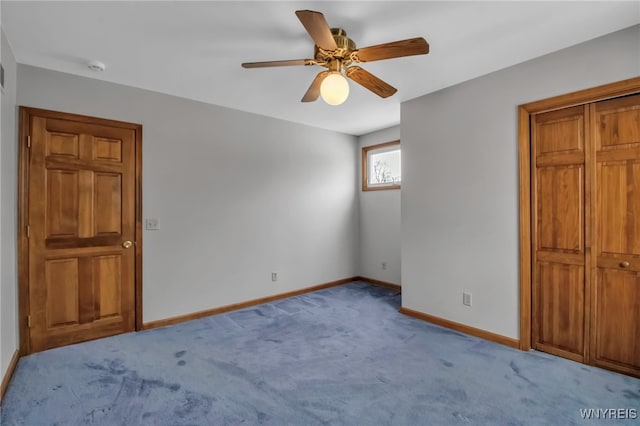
xmin=145 ymin=218 xmax=160 ymax=230
xmin=271 ymin=272 xmax=278 ymax=282
xmin=381 ymin=262 xmax=387 ymax=270
xmin=463 ymin=292 xmax=472 ymax=307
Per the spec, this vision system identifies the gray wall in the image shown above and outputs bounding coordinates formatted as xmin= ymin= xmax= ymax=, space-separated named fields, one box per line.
xmin=16 ymin=65 xmax=359 ymax=324
xmin=401 ymin=25 xmax=640 ymax=339
xmin=1 ymin=29 xmax=18 ymax=379
xmin=358 ymin=126 xmax=401 ymax=285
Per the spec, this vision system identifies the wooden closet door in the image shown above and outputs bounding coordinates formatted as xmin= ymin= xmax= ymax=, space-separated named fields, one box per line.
xmin=591 ymin=94 xmax=640 ymax=377
xmin=532 ymin=105 xmax=588 ymax=362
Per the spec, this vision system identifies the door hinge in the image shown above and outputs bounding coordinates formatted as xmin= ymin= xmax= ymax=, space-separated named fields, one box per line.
xmin=27 ymin=315 xmax=31 ymax=328
xmin=26 ymin=225 xmax=30 ymax=238
xmin=27 ymin=135 xmax=31 ymax=148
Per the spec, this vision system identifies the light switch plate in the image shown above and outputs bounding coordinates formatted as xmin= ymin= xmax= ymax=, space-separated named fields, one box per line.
xmin=463 ymin=292 xmax=472 ymax=307
xmin=145 ymin=218 xmax=160 ymax=230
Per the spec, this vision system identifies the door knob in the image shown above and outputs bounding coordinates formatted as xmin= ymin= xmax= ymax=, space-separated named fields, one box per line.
xmin=122 ymin=240 xmax=133 ymax=249
xmin=619 ymin=261 xmax=630 ymax=268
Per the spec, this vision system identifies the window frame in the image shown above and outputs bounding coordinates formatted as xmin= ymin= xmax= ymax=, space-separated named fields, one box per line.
xmin=361 ymin=140 xmax=401 ymax=191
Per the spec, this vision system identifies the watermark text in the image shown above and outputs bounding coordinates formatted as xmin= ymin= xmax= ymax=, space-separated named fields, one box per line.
xmin=580 ymin=408 xmax=637 ymax=420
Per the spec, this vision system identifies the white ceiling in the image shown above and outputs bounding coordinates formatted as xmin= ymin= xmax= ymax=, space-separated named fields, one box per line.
xmin=3 ymin=1 xmax=639 ymax=135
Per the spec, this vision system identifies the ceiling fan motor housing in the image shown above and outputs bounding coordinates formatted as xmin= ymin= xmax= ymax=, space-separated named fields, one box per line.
xmin=314 ymin=28 xmax=356 ymax=63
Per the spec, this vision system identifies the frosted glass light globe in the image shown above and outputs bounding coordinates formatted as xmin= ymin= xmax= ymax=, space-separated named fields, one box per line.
xmin=320 ymin=72 xmax=349 ymax=106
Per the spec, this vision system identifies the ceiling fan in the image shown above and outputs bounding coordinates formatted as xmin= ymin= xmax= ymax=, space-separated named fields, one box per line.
xmin=241 ymin=10 xmax=429 ymax=106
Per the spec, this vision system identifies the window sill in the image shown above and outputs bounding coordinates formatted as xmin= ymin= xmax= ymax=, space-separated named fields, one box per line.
xmin=362 ymin=184 xmax=401 ymax=192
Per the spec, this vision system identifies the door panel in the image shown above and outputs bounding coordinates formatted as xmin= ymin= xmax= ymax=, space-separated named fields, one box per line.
xmin=599 ymin=108 xmax=640 ymax=147
xmin=536 ymin=165 xmax=583 ymax=252
xmin=46 ymin=170 xmax=80 ymax=238
xmin=591 ymin=94 xmax=640 ymax=376
xmin=536 ymin=262 xmax=585 ymax=356
xmin=94 ymin=137 xmax=123 ymax=162
xmin=95 ymin=173 xmax=123 ymax=235
xmin=536 ymin=114 xmax=583 ymax=154
xmin=45 ymin=258 xmax=79 ymax=328
xmin=532 ymin=106 xmax=587 ymax=361
xmin=26 ymin=110 xmax=140 ymax=353
xmin=598 ymin=160 xmax=640 ymax=255
xmin=47 ymin=132 xmax=79 ymax=158
xmin=94 ymin=254 xmax=123 ymax=319
xmin=594 ymin=270 xmax=640 ymax=371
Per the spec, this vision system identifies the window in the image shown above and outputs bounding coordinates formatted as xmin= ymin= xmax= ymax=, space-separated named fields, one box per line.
xmin=362 ymin=140 xmax=401 ymax=191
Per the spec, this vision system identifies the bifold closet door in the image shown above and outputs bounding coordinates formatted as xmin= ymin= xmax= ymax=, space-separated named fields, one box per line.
xmin=532 ymin=105 xmax=588 ymax=363
xmin=532 ymin=94 xmax=640 ymax=377
xmin=591 ymin=94 xmax=640 ymax=377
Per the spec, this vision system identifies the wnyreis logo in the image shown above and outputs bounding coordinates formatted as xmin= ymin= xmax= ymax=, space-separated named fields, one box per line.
xmin=580 ymin=408 xmax=637 ymax=420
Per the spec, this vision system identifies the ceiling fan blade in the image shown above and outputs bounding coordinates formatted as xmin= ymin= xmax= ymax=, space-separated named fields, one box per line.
xmin=295 ymin=10 xmax=338 ymax=51
xmin=345 ymin=66 xmax=397 ymax=98
xmin=242 ymin=59 xmax=311 ymax=68
xmin=301 ymin=71 xmax=330 ymax=102
xmin=353 ymin=37 xmax=429 ymax=63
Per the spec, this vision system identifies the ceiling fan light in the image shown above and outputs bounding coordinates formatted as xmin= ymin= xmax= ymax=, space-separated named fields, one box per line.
xmin=320 ymin=72 xmax=349 ymax=106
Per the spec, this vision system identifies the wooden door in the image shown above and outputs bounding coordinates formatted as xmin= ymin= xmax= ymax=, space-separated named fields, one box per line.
xmin=23 ymin=108 xmax=141 ymax=353
xmin=532 ymin=105 xmax=588 ymax=362
xmin=591 ymin=94 xmax=640 ymax=376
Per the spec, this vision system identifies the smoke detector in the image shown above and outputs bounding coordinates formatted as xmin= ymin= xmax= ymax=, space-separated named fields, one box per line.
xmin=87 ymin=60 xmax=106 ymax=72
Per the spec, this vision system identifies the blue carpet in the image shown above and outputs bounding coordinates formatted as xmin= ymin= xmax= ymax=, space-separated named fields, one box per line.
xmin=1 ymin=282 xmax=639 ymax=425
